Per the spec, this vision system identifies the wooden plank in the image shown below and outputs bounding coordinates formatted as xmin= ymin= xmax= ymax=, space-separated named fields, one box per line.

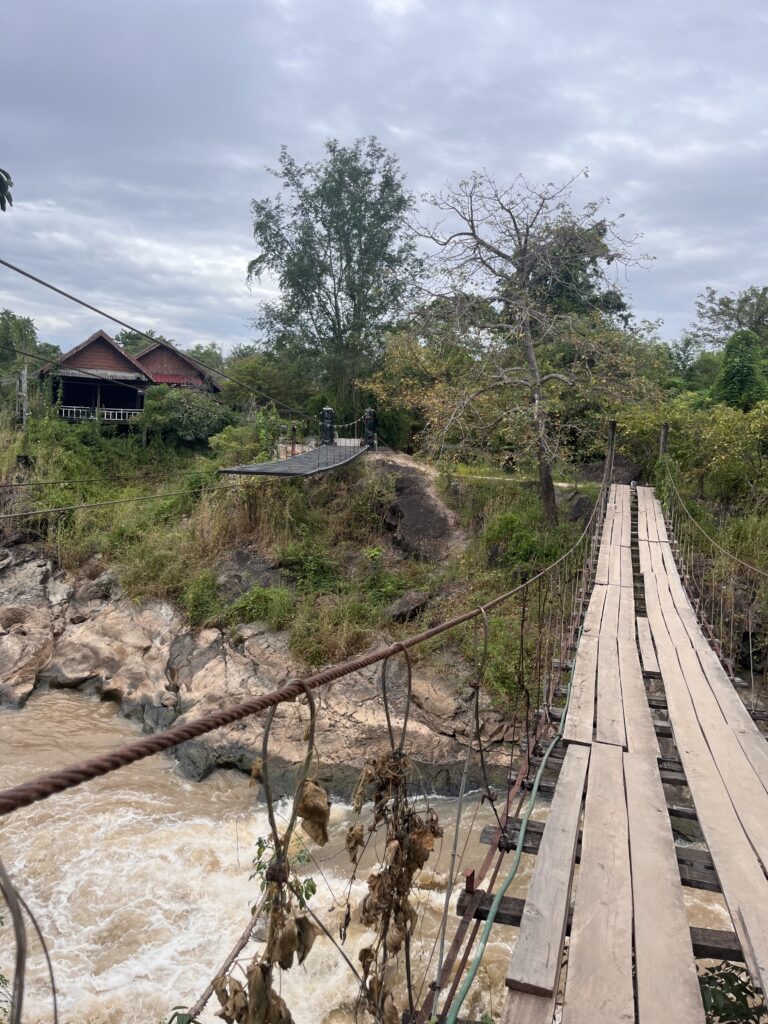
xmin=638 ymin=486 xmax=660 ymax=544
xmin=581 ymin=584 xmax=607 ymax=638
xmin=620 ymin=545 xmax=633 ymax=588
xmin=672 ymin=600 xmax=768 ymax=796
xmin=482 ymin=821 xmax=720 ymax=891
xmin=457 ymin=891 xmax=744 ymax=962
xmin=562 ymin=742 xmax=634 ymax=1024
xmin=619 ymin=638 xmax=660 ymax=758
xmin=658 ymin=541 xmax=689 ymax=609
xmin=501 ymin=989 xmax=557 ymax=1024
xmin=595 ymin=585 xmax=626 ymax=748
xmin=506 ymin=745 xmax=590 ymax=995
xmin=643 ymin=573 xmax=768 ymax=993
xmin=625 ymin=753 xmax=705 ymax=1024
xmin=618 ymin=484 xmax=632 ymax=547
xmin=655 ymin=582 xmax=768 ymax=873
xmin=608 ymin=540 xmax=623 ymax=587
xmin=637 ymin=488 xmax=649 ymax=543
xmin=617 ymin=585 xmax=659 ymax=757
xmin=654 ymin=500 xmax=669 ymax=544
xmin=618 ymin=586 xmax=635 ymax=641
xmin=563 ymin=636 xmax=598 ymax=746
xmin=636 ymin=616 xmax=660 ymax=675
xmin=594 ymin=541 xmax=610 ymax=586
xmin=638 ymin=538 xmax=652 ymax=577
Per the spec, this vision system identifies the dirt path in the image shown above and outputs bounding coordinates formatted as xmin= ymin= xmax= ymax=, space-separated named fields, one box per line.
xmin=370 ymin=451 xmax=468 ymax=560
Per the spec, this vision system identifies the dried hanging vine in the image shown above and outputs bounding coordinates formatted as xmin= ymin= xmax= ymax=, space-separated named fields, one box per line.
xmin=213 ymin=684 xmax=328 ymax=1024
xmin=339 ymin=646 xmax=443 ymax=1024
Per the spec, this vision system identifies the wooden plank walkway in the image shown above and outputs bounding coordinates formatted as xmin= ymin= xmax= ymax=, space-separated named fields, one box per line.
xmin=506 ymin=745 xmax=589 ymax=995
xmin=493 ymin=482 xmax=768 ymax=1023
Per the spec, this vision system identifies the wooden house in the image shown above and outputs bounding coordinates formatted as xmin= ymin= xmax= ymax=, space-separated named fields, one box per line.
xmin=134 ymin=339 xmax=221 ymax=392
xmin=38 ymin=330 xmax=154 ymax=421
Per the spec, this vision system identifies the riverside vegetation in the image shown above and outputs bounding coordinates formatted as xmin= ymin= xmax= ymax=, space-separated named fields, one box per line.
xmin=3 ymin=139 xmax=768 ymax=1022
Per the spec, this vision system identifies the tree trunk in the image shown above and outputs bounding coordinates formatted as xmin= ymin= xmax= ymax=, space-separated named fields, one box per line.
xmin=521 ymin=313 xmax=559 ymax=527
xmin=536 ymin=442 xmax=559 ymax=527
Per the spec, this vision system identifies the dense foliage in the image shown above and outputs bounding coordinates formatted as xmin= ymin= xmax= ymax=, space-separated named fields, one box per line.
xmin=248 ymin=137 xmax=420 ymax=414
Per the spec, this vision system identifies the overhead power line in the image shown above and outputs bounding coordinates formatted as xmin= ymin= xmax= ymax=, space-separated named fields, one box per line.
xmin=0 ymin=340 xmax=148 ymax=395
xmin=0 ymin=257 xmax=306 ymax=417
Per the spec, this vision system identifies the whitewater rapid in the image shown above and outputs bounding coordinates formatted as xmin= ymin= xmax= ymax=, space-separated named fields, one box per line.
xmin=1 ymin=691 xmax=521 ymax=1023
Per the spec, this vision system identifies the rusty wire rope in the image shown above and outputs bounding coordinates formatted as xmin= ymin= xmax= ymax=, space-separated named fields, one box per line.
xmin=0 ymin=434 xmax=616 ymax=1024
xmin=0 ymin=478 xmax=609 ymax=819
xmin=0 ymin=855 xmax=27 ymax=1024
xmin=0 ymin=482 xmax=240 ymax=522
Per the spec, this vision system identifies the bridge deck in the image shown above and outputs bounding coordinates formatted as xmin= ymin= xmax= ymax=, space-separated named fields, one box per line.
xmin=497 ymin=484 xmax=768 ymax=1023
xmin=219 ymin=442 xmax=367 ymax=478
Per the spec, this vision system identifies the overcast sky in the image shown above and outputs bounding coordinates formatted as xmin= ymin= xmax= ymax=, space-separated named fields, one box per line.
xmin=2 ymin=0 xmax=766 ymax=353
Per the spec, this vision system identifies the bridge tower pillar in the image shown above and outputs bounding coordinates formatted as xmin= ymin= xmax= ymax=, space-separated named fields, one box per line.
xmin=320 ymin=406 xmax=335 ymax=445
xmin=363 ymin=408 xmax=377 ymax=449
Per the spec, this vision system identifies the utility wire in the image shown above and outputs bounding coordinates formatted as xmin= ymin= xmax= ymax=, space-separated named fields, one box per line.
xmin=0 ymin=482 xmax=238 ymax=521
xmin=0 ymin=341 xmax=148 ymax=395
xmin=0 ymin=257 xmax=307 ymax=417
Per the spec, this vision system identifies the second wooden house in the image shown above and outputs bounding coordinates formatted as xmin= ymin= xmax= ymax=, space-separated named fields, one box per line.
xmin=134 ymin=340 xmax=221 ymax=393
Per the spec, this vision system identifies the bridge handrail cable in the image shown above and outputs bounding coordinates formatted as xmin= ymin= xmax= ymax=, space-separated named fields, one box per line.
xmin=660 ymin=458 xmax=768 ymax=580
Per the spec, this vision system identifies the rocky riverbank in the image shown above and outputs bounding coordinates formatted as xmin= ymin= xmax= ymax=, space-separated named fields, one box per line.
xmin=0 ymin=541 xmax=512 ymax=797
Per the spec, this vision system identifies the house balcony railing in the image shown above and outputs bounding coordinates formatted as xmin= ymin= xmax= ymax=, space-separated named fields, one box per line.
xmin=58 ymin=406 xmax=142 ymax=422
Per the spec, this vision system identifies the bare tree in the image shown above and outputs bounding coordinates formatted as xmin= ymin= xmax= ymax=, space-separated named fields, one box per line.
xmin=421 ymin=169 xmax=646 ymax=525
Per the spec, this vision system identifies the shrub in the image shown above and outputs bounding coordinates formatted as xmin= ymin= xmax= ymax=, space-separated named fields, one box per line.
xmin=289 ymin=593 xmax=374 ymax=666
xmin=227 ymin=585 xmax=295 ymax=631
xmin=180 ymin=570 xmax=222 ymax=626
xmin=279 ymin=530 xmax=339 ymax=593
xmin=208 ymin=408 xmax=282 ymax=467
xmin=140 ymin=385 xmax=236 ymax=445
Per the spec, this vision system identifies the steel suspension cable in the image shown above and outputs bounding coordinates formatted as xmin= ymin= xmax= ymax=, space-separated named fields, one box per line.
xmin=0 ymin=482 xmax=238 ymax=521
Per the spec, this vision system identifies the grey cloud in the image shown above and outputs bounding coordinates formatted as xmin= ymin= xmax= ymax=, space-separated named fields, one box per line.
xmin=1 ymin=0 xmax=766 ymax=350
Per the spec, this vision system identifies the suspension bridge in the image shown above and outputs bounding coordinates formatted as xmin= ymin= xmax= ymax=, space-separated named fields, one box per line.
xmin=219 ymin=407 xmax=378 ymax=478
xmin=1 ymin=429 xmax=768 ymax=1024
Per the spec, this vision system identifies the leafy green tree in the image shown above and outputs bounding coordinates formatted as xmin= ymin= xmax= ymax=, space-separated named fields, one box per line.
xmin=686 ymin=349 xmax=723 ymax=391
xmin=712 ymin=329 xmax=767 ymax=411
xmin=692 ymin=286 xmax=768 ymax=347
xmin=139 ymin=385 xmax=235 ymax=444
xmin=0 ymin=168 xmax=12 ymax=212
xmin=421 ymin=170 xmax=646 ymax=524
xmin=183 ymin=342 xmax=223 ymax=371
xmin=0 ymin=309 xmax=60 ymax=372
xmin=220 ymin=350 xmax=315 ymax=413
xmin=248 ymin=137 xmax=420 ymax=411
xmin=114 ymin=328 xmax=167 ymax=355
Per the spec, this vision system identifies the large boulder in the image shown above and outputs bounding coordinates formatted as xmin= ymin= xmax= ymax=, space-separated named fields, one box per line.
xmin=172 ymin=629 xmax=510 ymax=799
xmin=215 ymin=548 xmax=282 ymax=602
xmin=37 ymin=598 xmax=184 ymax=731
xmin=379 ymin=461 xmax=456 ymax=561
xmin=0 ymin=603 xmax=54 ymax=706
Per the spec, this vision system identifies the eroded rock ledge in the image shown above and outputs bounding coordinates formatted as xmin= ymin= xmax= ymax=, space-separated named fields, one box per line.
xmin=0 ymin=545 xmax=511 ymax=799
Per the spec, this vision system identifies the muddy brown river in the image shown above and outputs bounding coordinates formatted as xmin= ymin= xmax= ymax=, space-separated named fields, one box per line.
xmin=0 ymin=691 xmax=527 ymax=1023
